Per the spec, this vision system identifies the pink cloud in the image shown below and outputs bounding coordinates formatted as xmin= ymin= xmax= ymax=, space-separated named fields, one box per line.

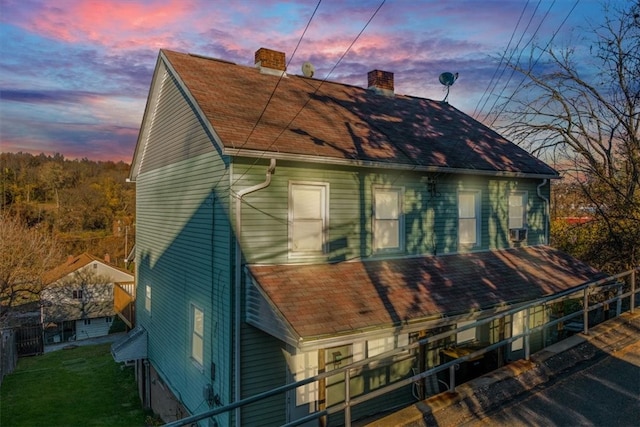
xmin=20 ymin=0 xmax=196 ymax=50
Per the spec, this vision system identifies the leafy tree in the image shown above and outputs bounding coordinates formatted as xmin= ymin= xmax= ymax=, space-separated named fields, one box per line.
xmin=500 ymin=2 xmax=640 ymax=272
xmin=0 ymin=215 xmax=63 ymax=322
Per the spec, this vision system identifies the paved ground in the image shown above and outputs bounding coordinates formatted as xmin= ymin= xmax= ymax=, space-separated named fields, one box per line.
xmin=461 ymin=339 xmax=640 ymax=427
xmin=44 ymin=331 xmax=126 ymax=353
xmin=366 ymin=311 xmax=640 ymax=427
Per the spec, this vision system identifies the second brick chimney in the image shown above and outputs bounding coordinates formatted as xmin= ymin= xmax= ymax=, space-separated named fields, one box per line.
xmin=255 ymin=48 xmax=286 ymax=76
xmin=368 ymin=69 xmax=394 ymax=96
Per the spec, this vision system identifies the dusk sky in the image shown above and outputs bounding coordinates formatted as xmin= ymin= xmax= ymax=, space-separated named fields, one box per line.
xmin=0 ymin=0 xmax=608 ymax=163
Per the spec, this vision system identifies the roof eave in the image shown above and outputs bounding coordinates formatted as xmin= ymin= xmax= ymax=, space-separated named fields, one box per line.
xmin=225 ymin=148 xmax=560 ymax=180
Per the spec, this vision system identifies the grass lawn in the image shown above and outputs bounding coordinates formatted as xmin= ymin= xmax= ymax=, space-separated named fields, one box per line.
xmin=1 ymin=343 xmax=146 ymax=427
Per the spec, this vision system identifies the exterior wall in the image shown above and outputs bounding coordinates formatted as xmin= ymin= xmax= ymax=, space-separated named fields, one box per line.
xmin=233 ymin=159 xmax=549 ymax=265
xmin=239 ymin=323 xmax=287 ymax=426
xmin=74 ymin=316 xmax=113 ymax=339
xmin=134 ymin=65 xmax=232 ymax=423
xmin=91 ymin=262 xmax=134 ymax=282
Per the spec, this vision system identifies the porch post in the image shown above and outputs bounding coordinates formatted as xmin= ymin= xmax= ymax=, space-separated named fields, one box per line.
xmin=631 ymin=270 xmax=636 ymax=314
xmin=583 ymin=287 xmax=589 ymax=335
xmin=344 ymin=368 xmax=351 ymax=427
xmin=524 ymin=307 xmax=531 ymax=361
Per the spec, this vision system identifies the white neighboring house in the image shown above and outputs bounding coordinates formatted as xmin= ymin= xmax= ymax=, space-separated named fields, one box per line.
xmin=41 ymin=253 xmax=134 ymax=342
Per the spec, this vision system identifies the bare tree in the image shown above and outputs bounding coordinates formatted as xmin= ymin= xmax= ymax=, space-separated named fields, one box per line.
xmin=0 ymin=215 xmax=62 ymax=322
xmin=499 ymin=2 xmax=640 ymax=272
xmin=41 ymin=269 xmax=114 ymax=334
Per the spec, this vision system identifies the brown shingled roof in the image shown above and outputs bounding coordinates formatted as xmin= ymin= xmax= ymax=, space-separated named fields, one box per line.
xmin=160 ymin=49 xmax=558 ymax=177
xmin=43 ymin=252 xmax=128 ymax=285
xmin=247 ymin=246 xmax=606 ymax=339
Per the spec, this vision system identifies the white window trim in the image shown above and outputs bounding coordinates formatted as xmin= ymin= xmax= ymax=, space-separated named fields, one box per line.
xmin=372 ymin=186 xmax=405 ymax=253
xmin=508 ymin=191 xmax=528 ymax=230
xmin=145 ymin=284 xmax=151 ymax=313
xmin=458 ymin=190 xmax=481 ymax=248
xmin=456 ymin=320 xmax=477 ymax=344
xmin=191 ymin=304 xmax=204 ymax=368
xmin=288 ymin=181 xmax=329 ymax=257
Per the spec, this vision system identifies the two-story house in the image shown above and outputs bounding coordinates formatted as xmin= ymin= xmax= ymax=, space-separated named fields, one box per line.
xmin=116 ymin=48 xmax=603 ymax=425
xmin=42 ymin=252 xmax=133 ymax=342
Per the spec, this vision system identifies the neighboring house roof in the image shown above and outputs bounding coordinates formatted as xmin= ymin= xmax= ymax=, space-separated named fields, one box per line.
xmin=131 ymin=49 xmax=558 ymax=179
xmin=43 ymin=252 xmax=130 ymax=285
xmin=247 ymin=246 xmax=607 ymax=342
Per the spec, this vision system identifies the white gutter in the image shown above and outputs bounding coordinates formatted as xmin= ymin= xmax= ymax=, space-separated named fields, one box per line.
xmin=223 ymin=149 xmax=560 ymax=180
xmin=537 ymin=179 xmax=550 ymax=244
xmin=233 ymin=158 xmax=276 ymax=426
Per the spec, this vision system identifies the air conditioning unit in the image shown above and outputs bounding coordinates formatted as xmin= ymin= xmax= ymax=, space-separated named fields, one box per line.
xmin=509 ymin=228 xmax=527 ymax=242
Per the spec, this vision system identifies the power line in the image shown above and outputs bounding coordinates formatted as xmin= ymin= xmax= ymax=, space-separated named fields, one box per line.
xmin=487 ymin=0 xmax=580 ymax=128
xmin=472 ymin=0 xmax=537 ymax=119
xmin=230 ymin=0 xmax=387 ymax=188
xmin=480 ymin=0 xmax=557 ymax=124
xmin=231 ymin=0 xmax=323 ymax=156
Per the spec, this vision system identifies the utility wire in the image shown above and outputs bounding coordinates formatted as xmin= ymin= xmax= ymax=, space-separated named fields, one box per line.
xmin=480 ymin=0 xmax=555 ymax=124
xmin=487 ymin=0 xmax=580 ymax=127
xmin=232 ymin=0 xmax=322 ymax=155
xmin=230 ymin=0 xmax=387 ymax=187
xmin=472 ymin=0 xmax=535 ymax=119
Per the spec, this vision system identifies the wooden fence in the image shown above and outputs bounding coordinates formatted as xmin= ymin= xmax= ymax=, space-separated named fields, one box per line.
xmin=1 ymin=328 xmax=18 ymax=386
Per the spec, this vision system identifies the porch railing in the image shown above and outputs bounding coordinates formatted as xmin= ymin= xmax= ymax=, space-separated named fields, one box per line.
xmin=114 ymin=281 xmax=136 ymax=328
xmin=164 ymin=267 xmax=638 ymax=427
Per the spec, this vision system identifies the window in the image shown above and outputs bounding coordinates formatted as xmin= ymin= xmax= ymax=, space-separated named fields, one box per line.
xmin=289 ymin=183 xmax=328 ymax=255
xmin=145 ymin=285 xmax=151 ymax=313
xmin=72 ymin=290 xmax=83 ymax=299
xmin=106 ymin=316 xmax=112 ymax=323
xmin=508 ymin=192 xmax=527 ymax=229
xmin=373 ymin=187 xmax=404 ymax=252
xmin=456 ymin=320 xmax=476 ymax=344
xmin=83 ymin=319 xmax=91 ymax=325
xmin=458 ymin=191 xmax=480 ymax=246
xmin=367 ymin=335 xmax=409 ymax=357
xmin=511 ymin=310 xmax=525 ymax=351
xmin=191 ymin=305 xmax=204 ymax=366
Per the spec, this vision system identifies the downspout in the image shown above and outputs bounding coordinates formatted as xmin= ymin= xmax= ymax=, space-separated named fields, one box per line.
xmin=536 ymin=179 xmax=549 ymax=245
xmin=233 ymin=158 xmax=276 ymax=426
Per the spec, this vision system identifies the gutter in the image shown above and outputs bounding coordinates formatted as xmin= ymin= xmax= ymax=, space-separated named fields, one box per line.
xmin=537 ymin=179 xmax=550 ymax=244
xmin=223 ymin=149 xmax=560 ymax=180
xmin=233 ymin=158 xmax=276 ymax=426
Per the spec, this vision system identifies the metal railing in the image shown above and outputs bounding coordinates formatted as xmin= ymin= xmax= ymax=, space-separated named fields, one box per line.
xmin=165 ymin=267 xmax=638 ymax=427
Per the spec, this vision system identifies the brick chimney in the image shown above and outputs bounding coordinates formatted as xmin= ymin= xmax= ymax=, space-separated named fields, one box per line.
xmin=255 ymin=48 xmax=286 ymax=76
xmin=368 ymin=69 xmax=394 ymax=96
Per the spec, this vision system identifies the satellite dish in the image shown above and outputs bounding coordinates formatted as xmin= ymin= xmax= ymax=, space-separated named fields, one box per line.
xmin=301 ymin=61 xmax=315 ymax=78
xmin=439 ymin=72 xmax=458 ymax=103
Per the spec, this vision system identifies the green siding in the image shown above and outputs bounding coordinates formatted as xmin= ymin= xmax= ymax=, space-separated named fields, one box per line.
xmin=240 ymin=324 xmax=286 ymax=426
xmin=233 ymin=159 xmax=550 ymax=264
xmin=135 ymin=67 xmax=232 ymax=422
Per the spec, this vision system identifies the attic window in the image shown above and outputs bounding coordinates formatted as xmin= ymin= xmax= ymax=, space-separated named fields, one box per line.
xmin=73 ymin=290 xmax=83 ymax=299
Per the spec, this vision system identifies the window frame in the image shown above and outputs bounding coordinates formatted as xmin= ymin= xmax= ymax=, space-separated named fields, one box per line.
xmin=145 ymin=284 xmax=151 ymax=313
xmin=191 ymin=304 xmax=205 ymax=367
xmin=456 ymin=320 xmax=477 ymax=344
xmin=288 ymin=181 xmax=329 ymax=257
xmin=372 ymin=186 xmax=405 ymax=253
xmin=508 ymin=191 xmax=528 ymax=230
xmin=458 ymin=190 xmax=481 ymax=248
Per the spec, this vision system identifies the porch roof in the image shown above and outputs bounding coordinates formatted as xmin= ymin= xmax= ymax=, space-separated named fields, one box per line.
xmin=246 ymin=246 xmax=606 ymax=342
xmin=111 ymin=326 xmax=147 ymax=363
